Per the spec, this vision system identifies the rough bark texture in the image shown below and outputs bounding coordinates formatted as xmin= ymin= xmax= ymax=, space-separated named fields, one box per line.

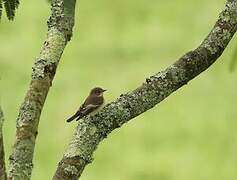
xmin=0 ymin=107 xmax=6 ymax=180
xmin=8 ymin=0 xmax=76 ymax=179
xmin=53 ymin=0 xmax=237 ymax=179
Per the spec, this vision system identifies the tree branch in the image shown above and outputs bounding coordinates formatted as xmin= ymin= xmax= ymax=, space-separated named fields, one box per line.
xmin=8 ymin=0 xmax=76 ymax=179
xmin=0 ymin=106 xmax=6 ymax=180
xmin=53 ymin=0 xmax=237 ymax=179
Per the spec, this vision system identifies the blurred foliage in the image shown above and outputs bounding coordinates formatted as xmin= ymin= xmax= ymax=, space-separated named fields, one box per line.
xmin=229 ymin=43 xmax=237 ymax=72
xmin=0 ymin=0 xmax=237 ymax=180
xmin=0 ymin=0 xmax=19 ymax=20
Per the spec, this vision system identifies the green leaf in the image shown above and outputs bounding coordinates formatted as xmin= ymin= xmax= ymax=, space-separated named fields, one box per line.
xmin=1 ymin=0 xmax=19 ymax=20
xmin=0 ymin=0 xmax=2 ymax=20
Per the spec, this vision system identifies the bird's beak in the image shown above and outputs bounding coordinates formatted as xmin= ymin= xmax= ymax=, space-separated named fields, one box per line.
xmin=102 ymin=89 xmax=107 ymax=92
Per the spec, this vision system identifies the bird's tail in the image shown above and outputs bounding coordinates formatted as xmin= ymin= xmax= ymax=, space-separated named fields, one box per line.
xmin=66 ymin=112 xmax=80 ymax=122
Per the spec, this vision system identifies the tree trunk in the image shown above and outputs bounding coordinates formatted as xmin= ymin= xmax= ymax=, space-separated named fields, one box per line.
xmin=7 ymin=0 xmax=77 ymax=179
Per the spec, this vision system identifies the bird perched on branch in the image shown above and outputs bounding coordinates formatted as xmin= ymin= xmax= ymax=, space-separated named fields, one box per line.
xmin=66 ymin=87 xmax=107 ymax=122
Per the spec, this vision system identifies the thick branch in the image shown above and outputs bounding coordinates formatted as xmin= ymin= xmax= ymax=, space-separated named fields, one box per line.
xmin=54 ymin=0 xmax=237 ymax=179
xmin=8 ymin=0 xmax=76 ymax=179
xmin=0 ymin=106 xmax=6 ymax=180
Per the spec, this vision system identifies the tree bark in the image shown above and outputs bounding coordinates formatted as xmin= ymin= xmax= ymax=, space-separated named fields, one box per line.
xmin=0 ymin=106 xmax=6 ymax=180
xmin=8 ymin=0 xmax=76 ymax=179
xmin=53 ymin=0 xmax=237 ymax=179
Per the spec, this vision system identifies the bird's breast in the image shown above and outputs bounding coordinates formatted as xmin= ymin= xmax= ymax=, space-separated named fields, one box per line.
xmin=90 ymin=101 xmax=105 ymax=116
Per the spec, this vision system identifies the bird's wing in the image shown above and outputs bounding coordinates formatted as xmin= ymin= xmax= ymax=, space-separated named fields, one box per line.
xmin=75 ymin=96 xmax=103 ymax=121
xmin=79 ymin=104 xmax=100 ymax=115
xmin=67 ymin=104 xmax=99 ymax=122
xmin=67 ymin=95 xmax=104 ymax=122
xmin=83 ymin=95 xmax=103 ymax=106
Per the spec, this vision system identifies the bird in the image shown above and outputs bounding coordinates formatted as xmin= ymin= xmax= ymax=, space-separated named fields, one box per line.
xmin=66 ymin=87 xmax=107 ymax=122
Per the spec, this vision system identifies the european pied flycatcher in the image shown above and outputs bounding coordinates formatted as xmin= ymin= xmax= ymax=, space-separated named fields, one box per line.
xmin=66 ymin=87 xmax=106 ymax=122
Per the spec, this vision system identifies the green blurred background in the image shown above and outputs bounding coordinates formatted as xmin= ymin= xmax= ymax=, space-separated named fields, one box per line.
xmin=1 ymin=0 xmax=237 ymax=179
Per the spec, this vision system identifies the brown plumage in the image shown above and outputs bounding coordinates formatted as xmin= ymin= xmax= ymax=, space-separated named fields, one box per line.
xmin=66 ymin=87 xmax=106 ymax=122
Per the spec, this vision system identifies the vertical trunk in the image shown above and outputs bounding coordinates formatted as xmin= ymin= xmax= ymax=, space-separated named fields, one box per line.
xmin=0 ymin=107 xmax=6 ymax=180
xmin=7 ymin=0 xmax=77 ymax=179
